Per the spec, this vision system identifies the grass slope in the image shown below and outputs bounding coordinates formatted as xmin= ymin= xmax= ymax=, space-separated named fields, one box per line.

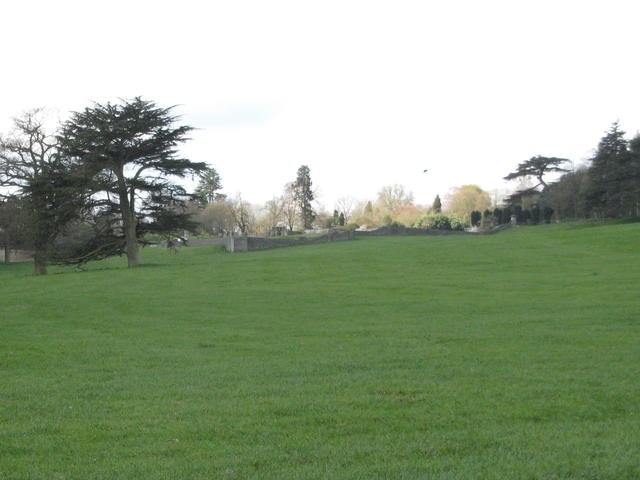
xmin=1 ymin=223 xmax=639 ymax=479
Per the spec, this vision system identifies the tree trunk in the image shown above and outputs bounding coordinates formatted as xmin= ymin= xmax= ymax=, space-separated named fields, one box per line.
xmin=116 ymin=171 xmax=140 ymax=268
xmin=122 ymin=202 xmax=139 ymax=267
xmin=3 ymin=245 xmax=9 ymax=264
xmin=125 ymin=218 xmax=139 ymax=267
xmin=33 ymin=248 xmax=48 ymax=275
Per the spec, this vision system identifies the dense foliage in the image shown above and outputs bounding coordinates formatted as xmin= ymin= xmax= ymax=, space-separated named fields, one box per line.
xmin=57 ymin=97 xmax=206 ymax=267
xmin=0 ymin=110 xmax=87 ymax=273
xmin=506 ymin=123 xmax=640 ymax=222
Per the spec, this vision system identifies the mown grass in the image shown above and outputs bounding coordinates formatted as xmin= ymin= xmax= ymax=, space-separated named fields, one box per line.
xmin=1 ymin=223 xmax=639 ymax=479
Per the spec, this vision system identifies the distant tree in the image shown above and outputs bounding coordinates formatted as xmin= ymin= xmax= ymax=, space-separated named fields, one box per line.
xmin=338 ymin=212 xmax=346 ymax=226
xmin=587 ymin=122 xmax=640 ymax=217
xmin=504 ymin=155 xmax=570 ymax=191
xmin=58 ymin=97 xmax=206 ymax=267
xmin=377 ymin=184 xmax=414 ymax=214
xmin=230 ymin=194 xmax=254 ymax=235
xmin=352 ymin=199 xmax=375 ymax=227
xmin=492 ymin=208 xmax=504 ymax=225
xmin=542 ymin=167 xmax=591 ymax=221
xmin=394 ymin=204 xmax=424 ymax=227
xmin=194 ymin=167 xmax=222 ymax=205
xmin=293 ymin=165 xmax=315 ymax=229
xmin=432 ymin=194 xmax=442 ymax=213
xmin=282 ymin=182 xmax=298 ymax=232
xmin=197 ymin=198 xmax=235 ymax=236
xmin=364 ymin=201 xmax=374 ymax=215
xmin=332 ymin=209 xmax=340 ymax=227
xmin=445 ymin=185 xmax=491 ymax=224
xmin=0 ymin=109 xmax=86 ymax=274
xmin=262 ymin=196 xmax=285 ymax=235
xmin=335 ymin=196 xmax=356 ymax=223
xmin=626 ymin=134 xmax=640 ymax=215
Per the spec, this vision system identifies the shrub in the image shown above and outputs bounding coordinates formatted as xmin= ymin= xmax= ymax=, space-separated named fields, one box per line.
xmin=470 ymin=210 xmax=482 ymax=227
xmin=414 ymin=214 xmax=466 ymax=231
xmin=450 ymin=217 xmax=466 ymax=231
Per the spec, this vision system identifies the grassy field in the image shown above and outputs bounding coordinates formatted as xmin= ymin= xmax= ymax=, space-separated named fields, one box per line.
xmin=1 ymin=223 xmax=639 ymax=479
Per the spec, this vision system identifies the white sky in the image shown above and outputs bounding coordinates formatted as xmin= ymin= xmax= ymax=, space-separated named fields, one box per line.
xmin=2 ymin=0 xmax=640 ymax=210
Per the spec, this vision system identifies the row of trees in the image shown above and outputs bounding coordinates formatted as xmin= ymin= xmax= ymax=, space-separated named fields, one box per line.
xmin=193 ymin=181 xmax=483 ymax=236
xmin=3 ymin=98 xmax=638 ymax=275
xmin=504 ymin=122 xmax=640 ymax=222
xmin=192 ymin=164 xmax=317 ymax=236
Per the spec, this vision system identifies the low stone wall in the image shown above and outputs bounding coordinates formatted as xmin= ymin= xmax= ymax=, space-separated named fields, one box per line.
xmin=186 ymin=230 xmax=354 ymax=252
xmin=187 ymin=237 xmax=232 ymax=249
xmin=1 ymin=249 xmax=34 ymax=263
xmin=354 ymin=225 xmax=508 ymax=236
xmin=246 ymin=229 xmax=354 ymax=251
xmin=183 ymin=225 xmax=509 ymax=254
xmin=354 ymin=226 xmax=466 ymax=236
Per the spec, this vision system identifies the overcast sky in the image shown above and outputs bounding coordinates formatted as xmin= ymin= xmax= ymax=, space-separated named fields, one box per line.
xmin=2 ymin=0 xmax=640 ymax=209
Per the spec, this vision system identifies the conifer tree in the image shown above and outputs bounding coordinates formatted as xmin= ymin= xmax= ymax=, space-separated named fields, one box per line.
xmin=293 ymin=165 xmax=315 ymax=229
xmin=58 ymin=97 xmax=206 ymax=267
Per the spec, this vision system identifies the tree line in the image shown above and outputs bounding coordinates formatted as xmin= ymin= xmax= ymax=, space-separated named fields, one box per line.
xmin=2 ymin=97 xmax=639 ymax=274
xmin=502 ymin=122 xmax=640 ymax=223
xmin=0 ymin=99 xmax=320 ymax=274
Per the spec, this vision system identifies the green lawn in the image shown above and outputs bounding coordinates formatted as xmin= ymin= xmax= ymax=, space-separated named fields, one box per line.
xmin=1 ymin=223 xmax=639 ymax=479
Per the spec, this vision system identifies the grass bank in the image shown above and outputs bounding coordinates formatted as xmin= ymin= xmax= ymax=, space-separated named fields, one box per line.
xmin=1 ymin=223 xmax=639 ymax=479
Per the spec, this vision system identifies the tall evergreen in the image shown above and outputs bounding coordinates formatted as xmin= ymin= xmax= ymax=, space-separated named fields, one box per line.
xmin=294 ymin=165 xmax=315 ymax=229
xmin=194 ymin=167 xmax=222 ymax=205
xmin=587 ymin=122 xmax=637 ymax=217
xmin=432 ymin=194 xmax=442 ymax=213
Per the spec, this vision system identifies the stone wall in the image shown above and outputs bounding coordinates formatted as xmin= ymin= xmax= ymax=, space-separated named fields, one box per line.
xmin=180 ymin=225 xmax=508 ymax=254
xmin=354 ymin=225 xmax=466 ymax=236
xmin=245 ymin=229 xmax=354 ymax=251
xmin=354 ymin=225 xmax=508 ymax=236
xmin=185 ymin=230 xmax=354 ymax=252
xmin=1 ymin=249 xmax=34 ymax=263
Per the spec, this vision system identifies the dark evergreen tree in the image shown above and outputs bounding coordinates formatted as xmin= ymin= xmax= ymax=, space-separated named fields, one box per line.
xmin=625 ymin=133 xmax=640 ymax=216
xmin=492 ymin=207 xmax=504 ymax=225
xmin=58 ymin=97 xmax=206 ymax=267
xmin=470 ymin=210 xmax=481 ymax=227
xmin=194 ymin=167 xmax=222 ymax=205
xmin=293 ymin=165 xmax=315 ymax=229
xmin=586 ymin=122 xmax=637 ymax=217
xmin=432 ymin=194 xmax=442 ymax=213
xmin=504 ymin=155 xmax=570 ymax=190
xmin=332 ymin=209 xmax=340 ymax=226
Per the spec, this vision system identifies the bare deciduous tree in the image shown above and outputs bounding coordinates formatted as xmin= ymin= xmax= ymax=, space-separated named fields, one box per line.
xmin=0 ymin=109 xmax=84 ymax=274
